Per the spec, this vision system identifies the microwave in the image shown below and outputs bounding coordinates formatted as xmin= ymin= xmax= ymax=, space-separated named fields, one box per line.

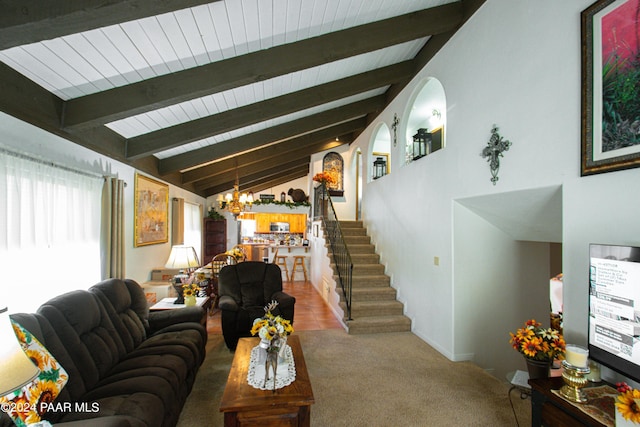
xmin=270 ymin=222 xmax=290 ymax=232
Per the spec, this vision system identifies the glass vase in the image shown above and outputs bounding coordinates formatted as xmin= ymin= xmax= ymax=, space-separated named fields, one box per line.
xmin=184 ymin=295 xmax=196 ymax=306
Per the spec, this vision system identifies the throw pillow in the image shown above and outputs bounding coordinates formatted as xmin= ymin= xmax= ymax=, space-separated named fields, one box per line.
xmin=0 ymin=321 xmax=68 ymax=427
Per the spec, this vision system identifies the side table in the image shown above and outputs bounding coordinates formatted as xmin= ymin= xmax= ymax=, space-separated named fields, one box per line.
xmin=150 ymin=297 xmax=210 ymax=326
xmin=529 ymin=376 xmax=615 ymax=427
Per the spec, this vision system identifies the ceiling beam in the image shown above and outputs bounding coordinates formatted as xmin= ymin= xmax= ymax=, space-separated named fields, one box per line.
xmin=204 ymin=163 xmax=309 ymax=196
xmin=241 ymin=168 xmax=311 ymax=197
xmin=187 ymin=133 xmax=350 ymax=188
xmin=61 ymin=3 xmax=463 ymax=128
xmin=158 ymin=101 xmax=375 ymax=175
xmin=205 ymin=165 xmax=310 ymax=198
xmin=0 ymin=0 xmax=219 ymax=50
xmin=125 ymin=62 xmax=411 ymax=159
xmin=195 ymin=158 xmax=309 ymax=194
xmin=182 ymin=136 xmax=349 ymax=187
xmin=182 ymin=122 xmax=366 ymax=183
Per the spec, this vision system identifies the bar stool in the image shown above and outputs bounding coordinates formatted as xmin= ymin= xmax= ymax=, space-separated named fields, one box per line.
xmin=291 ymin=255 xmax=308 ymax=281
xmin=272 ymin=248 xmax=290 ymax=281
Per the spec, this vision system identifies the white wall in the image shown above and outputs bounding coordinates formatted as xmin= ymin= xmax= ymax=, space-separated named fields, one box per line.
xmin=0 ymin=112 xmax=206 ymax=288
xmin=321 ymin=0 xmax=640 ymax=380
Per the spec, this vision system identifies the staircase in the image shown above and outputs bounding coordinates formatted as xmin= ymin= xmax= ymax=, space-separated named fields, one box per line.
xmin=328 ymin=220 xmax=411 ymax=335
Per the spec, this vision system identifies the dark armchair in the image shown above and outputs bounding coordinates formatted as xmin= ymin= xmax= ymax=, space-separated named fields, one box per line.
xmin=218 ymin=261 xmax=296 ymax=350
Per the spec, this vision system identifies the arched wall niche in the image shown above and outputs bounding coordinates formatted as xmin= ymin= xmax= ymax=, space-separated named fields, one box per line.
xmin=403 ymin=77 xmax=447 ymax=164
xmin=369 ymin=122 xmax=391 ymax=182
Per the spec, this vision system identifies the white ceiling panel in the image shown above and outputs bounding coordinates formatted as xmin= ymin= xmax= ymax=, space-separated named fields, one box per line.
xmin=154 ymin=87 xmax=386 ymax=160
xmin=0 ymin=0 xmax=472 ymax=194
xmin=106 ymin=39 xmax=424 ymax=138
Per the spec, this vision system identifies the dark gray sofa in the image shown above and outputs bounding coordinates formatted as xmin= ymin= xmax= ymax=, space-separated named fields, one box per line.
xmin=0 ymin=278 xmax=206 ymax=427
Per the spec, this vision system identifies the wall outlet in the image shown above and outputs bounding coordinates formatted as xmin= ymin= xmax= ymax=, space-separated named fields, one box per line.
xmin=434 ymin=256 xmax=439 ymax=266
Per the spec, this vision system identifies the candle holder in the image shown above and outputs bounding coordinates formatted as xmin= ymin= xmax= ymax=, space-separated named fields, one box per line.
xmin=559 ymin=360 xmax=590 ymax=403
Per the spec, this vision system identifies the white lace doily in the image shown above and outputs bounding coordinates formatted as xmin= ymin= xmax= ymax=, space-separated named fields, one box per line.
xmin=247 ymin=344 xmax=296 ymax=390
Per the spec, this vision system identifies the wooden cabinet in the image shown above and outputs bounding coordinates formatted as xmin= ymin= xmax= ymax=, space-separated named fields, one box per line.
xmin=255 ymin=213 xmax=271 ymax=233
xmin=254 ymin=213 xmax=307 ymax=234
xmin=529 ymin=377 xmax=611 ymax=427
xmin=289 ymin=214 xmax=307 ymax=233
xmin=202 ymin=218 xmax=226 ymax=264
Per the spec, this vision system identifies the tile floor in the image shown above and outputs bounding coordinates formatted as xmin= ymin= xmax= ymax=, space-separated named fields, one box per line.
xmin=206 ymin=279 xmax=344 ymax=335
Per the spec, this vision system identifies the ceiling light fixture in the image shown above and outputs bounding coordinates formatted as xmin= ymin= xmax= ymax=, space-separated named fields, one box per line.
xmin=217 ymin=169 xmax=253 ymax=218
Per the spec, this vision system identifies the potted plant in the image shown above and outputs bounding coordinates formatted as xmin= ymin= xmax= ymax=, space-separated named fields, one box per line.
xmin=509 ymin=319 xmax=566 ymax=379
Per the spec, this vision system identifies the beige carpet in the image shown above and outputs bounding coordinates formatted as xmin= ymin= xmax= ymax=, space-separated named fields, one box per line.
xmin=177 ymin=330 xmax=531 ymax=426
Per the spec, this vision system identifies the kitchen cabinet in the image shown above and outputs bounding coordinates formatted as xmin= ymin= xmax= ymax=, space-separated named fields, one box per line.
xmin=255 ymin=213 xmax=271 ymax=233
xmin=289 ymin=214 xmax=307 ymax=233
xmin=254 ymin=213 xmax=307 ymax=234
xmin=202 ymin=218 xmax=226 ymax=264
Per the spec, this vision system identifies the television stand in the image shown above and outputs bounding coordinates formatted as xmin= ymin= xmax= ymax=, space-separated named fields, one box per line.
xmin=529 ymin=377 xmax=616 ymax=427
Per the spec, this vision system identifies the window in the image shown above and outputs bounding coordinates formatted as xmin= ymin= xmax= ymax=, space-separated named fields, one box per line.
xmin=183 ymin=202 xmax=202 ymax=264
xmin=0 ymin=150 xmax=102 ymax=313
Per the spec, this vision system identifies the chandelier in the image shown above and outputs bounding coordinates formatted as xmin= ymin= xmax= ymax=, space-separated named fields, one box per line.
xmin=217 ymin=173 xmax=253 ymax=218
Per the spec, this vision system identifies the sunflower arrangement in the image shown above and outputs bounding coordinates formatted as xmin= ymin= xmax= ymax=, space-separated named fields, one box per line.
xmin=509 ymin=319 xmax=566 ymax=362
xmin=312 ymin=171 xmax=336 ymax=185
xmin=616 ymin=382 xmax=640 ymax=423
xmin=182 ymin=282 xmax=200 ymax=297
xmin=251 ymin=301 xmax=293 ymax=351
xmin=226 ymin=247 xmax=245 ymax=262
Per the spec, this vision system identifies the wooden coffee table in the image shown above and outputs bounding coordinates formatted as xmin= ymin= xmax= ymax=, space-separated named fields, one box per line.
xmin=219 ymin=335 xmax=314 ymax=426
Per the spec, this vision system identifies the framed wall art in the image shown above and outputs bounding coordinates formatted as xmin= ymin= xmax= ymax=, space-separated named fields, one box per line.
xmin=582 ymin=0 xmax=640 ymax=175
xmin=134 ymin=173 xmax=169 ymax=247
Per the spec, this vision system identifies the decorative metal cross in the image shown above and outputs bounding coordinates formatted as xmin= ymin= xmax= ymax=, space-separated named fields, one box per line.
xmin=391 ymin=113 xmax=399 ymax=147
xmin=481 ymin=125 xmax=512 ymax=185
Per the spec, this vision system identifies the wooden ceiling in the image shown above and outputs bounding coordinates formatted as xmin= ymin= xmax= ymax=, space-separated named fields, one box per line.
xmin=0 ymin=0 xmax=485 ymax=197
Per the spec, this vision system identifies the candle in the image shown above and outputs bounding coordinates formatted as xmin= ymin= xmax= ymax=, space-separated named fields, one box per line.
xmin=565 ymin=345 xmax=589 ymax=368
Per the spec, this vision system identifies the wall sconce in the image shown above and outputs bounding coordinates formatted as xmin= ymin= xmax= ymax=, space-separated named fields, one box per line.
xmin=373 ymin=157 xmax=387 ymax=179
xmin=432 ymin=109 xmax=441 ymax=120
xmin=412 ymin=128 xmax=430 ymax=160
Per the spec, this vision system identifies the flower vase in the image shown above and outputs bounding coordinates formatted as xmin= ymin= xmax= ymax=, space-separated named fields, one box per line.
xmin=525 ymin=358 xmax=551 ymax=380
xmin=184 ymin=295 xmax=196 ymax=307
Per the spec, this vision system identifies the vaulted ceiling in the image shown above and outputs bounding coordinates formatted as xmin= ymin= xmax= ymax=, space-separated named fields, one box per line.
xmin=0 ymin=0 xmax=484 ymax=197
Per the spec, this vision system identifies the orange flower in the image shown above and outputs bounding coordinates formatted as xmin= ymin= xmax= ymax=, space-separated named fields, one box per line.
xmin=509 ymin=319 xmax=565 ymax=361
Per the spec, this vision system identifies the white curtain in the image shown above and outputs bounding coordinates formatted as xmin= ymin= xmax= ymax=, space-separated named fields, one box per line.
xmin=0 ymin=150 xmax=102 ymax=313
xmin=183 ymin=202 xmax=202 ymax=264
xmin=101 ymin=177 xmax=125 ymax=280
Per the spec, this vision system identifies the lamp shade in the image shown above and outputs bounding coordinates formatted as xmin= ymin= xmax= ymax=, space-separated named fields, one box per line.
xmin=0 ymin=307 xmax=39 ymax=396
xmin=164 ymin=245 xmax=200 ymax=269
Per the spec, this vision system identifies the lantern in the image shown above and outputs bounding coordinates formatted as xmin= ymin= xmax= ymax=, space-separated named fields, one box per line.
xmin=373 ymin=157 xmax=387 ymax=179
xmin=412 ymin=128 xmax=430 ymax=160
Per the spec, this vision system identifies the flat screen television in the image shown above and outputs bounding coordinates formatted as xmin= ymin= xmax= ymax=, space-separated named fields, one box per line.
xmin=589 ymin=244 xmax=640 ymax=383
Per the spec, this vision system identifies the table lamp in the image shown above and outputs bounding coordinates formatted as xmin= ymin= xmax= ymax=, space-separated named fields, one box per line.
xmin=0 ymin=306 xmax=40 ymax=396
xmin=164 ymin=245 xmax=200 ymax=304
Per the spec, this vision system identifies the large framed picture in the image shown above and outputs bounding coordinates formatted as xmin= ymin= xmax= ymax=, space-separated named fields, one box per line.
xmin=134 ymin=173 xmax=169 ymax=247
xmin=582 ymin=0 xmax=640 ymax=175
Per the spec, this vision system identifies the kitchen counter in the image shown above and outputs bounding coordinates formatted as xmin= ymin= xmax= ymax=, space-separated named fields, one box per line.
xmin=239 ymin=244 xmax=310 ymax=262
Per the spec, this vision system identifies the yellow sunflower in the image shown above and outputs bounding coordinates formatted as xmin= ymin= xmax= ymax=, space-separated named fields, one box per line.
xmin=617 ymin=389 xmax=640 ymax=423
xmin=25 ymin=348 xmax=48 ymax=369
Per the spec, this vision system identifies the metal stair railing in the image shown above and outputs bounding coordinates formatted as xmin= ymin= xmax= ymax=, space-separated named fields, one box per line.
xmin=314 ymin=184 xmax=353 ymax=320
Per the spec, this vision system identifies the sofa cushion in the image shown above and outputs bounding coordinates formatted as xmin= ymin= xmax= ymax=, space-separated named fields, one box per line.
xmin=37 ymin=291 xmax=122 ymax=388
